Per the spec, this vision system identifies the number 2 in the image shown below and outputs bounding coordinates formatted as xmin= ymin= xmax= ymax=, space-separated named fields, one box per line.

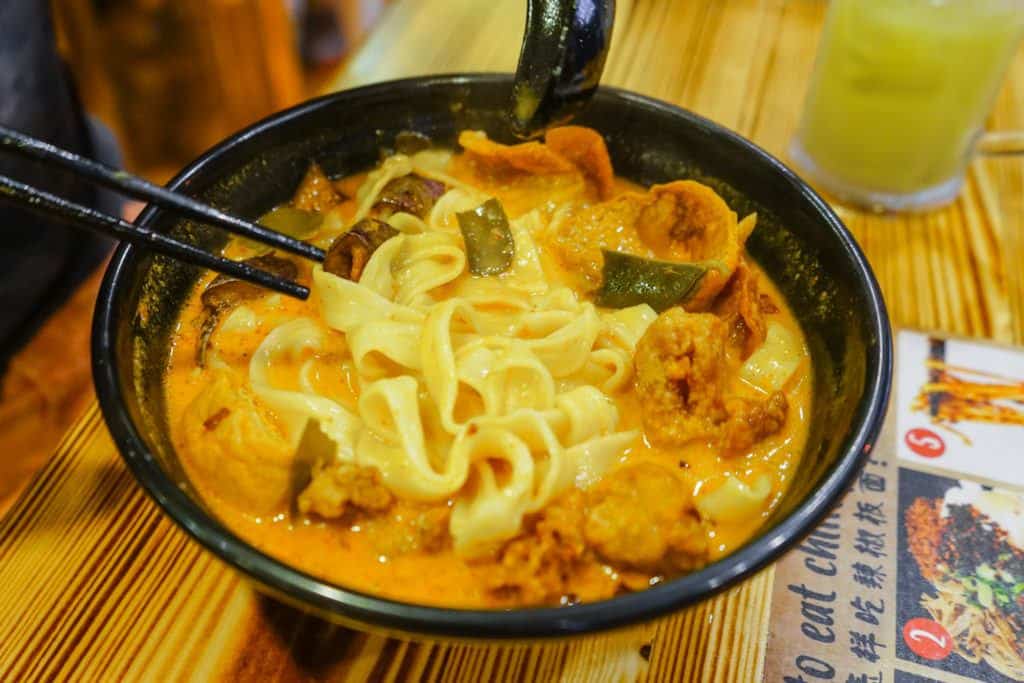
xmin=903 ymin=618 xmax=953 ymax=660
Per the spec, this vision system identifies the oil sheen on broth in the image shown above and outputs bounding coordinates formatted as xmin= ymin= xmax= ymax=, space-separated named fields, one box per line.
xmin=164 ymin=127 xmax=812 ymax=608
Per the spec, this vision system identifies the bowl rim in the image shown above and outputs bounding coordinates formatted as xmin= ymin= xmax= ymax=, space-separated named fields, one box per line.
xmin=92 ymin=73 xmax=893 ymax=639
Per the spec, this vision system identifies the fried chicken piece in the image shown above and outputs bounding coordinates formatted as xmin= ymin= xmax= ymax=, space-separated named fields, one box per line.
xmin=547 ymin=179 xmax=744 ymax=300
xmin=411 ymin=506 xmax=451 ymax=553
xmin=583 ymin=462 xmax=708 ymax=574
xmin=713 ymin=259 xmax=767 ymax=359
xmin=292 ymin=162 xmax=342 ymax=213
xmin=720 ymin=392 xmax=788 ymax=455
xmin=298 ymin=461 xmax=394 ymax=519
xmin=759 ymin=294 xmax=779 ymax=314
xmin=548 ymin=193 xmax=650 ymax=291
xmin=634 ymin=309 xmax=728 ymax=446
xmin=458 ymin=127 xmax=614 ymax=200
xmin=458 ymin=130 xmax=574 ymax=175
xmin=545 ymin=125 xmax=615 ymax=199
xmin=635 ymin=307 xmax=788 ymax=454
xmin=635 ymin=181 xmax=742 ymax=310
xmin=366 ymin=504 xmax=452 ymax=556
xmin=486 ymin=491 xmax=587 ymax=605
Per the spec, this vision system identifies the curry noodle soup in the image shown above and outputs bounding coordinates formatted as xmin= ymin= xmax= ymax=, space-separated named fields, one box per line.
xmin=164 ymin=127 xmax=812 ymax=608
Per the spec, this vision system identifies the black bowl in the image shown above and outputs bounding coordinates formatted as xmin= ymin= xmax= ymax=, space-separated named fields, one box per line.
xmin=93 ymin=74 xmax=892 ymax=639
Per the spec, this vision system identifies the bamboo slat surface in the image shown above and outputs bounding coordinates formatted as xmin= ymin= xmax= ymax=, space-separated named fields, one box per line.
xmin=2 ymin=1 xmax=1022 ymax=680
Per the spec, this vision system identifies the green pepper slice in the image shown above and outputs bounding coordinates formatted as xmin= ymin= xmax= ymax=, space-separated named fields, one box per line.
xmin=258 ymin=206 xmax=324 ymax=238
xmin=457 ymin=198 xmax=515 ymax=276
xmin=595 ymin=250 xmax=719 ymax=312
xmin=237 ymin=206 xmax=324 ymax=252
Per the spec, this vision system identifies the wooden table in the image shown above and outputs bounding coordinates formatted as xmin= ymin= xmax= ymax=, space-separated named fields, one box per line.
xmin=2 ymin=1 xmax=1022 ymax=680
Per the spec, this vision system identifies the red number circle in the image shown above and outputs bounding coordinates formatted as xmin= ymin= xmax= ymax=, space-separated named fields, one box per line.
xmin=905 ymin=428 xmax=945 ymax=458
xmin=903 ymin=618 xmax=953 ymax=660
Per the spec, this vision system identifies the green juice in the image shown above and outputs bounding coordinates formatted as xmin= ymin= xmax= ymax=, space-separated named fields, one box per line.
xmin=793 ymin=0 xmax=1024 ymax=206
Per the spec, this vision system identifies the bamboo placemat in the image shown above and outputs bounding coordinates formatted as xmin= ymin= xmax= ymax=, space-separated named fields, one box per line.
xmin=1 ymin=1 xmax=1022 ymax=680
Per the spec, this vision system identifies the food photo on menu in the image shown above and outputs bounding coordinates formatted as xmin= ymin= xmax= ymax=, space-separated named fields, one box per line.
xmin=898 ymin=334 xmax=1024 ymax=485
xmin=900 ymin=473 xmax=1024 ymax=681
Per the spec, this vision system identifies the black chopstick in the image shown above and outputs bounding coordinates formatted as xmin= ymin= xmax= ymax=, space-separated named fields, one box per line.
xmin=0 ymin=174 xmax=310 ymax=300
xmin=0 ymin=125 xmax=326 ymax=263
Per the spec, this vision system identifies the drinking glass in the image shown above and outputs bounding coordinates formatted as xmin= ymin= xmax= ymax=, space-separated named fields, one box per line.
xmin=790 ymin=0 xmax=1024 ymax=212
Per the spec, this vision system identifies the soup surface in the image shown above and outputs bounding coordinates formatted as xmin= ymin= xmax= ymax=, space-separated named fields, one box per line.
xmin=165 ymin=127 xmax=811 ymax=608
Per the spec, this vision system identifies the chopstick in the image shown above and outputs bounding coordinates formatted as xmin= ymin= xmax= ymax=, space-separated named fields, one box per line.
xmin=0 ymin=125 xmax=325 ymax=263
xmin=0 ymin=174 xmax=309 ymax=300
xmin=0 ymin=125 xmax=328 ymax=300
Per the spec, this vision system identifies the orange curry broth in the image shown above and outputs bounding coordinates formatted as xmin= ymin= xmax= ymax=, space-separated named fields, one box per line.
xmin=163 ymin=152 xmax=811 ymax=608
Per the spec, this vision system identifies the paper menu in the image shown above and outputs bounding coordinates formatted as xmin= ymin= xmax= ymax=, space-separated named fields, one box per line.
xmin=765 ymin=331 xmax=1024 ymax=683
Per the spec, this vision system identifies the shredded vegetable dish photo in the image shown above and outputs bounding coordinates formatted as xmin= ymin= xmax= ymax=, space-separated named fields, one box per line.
xmin=907 ymin=481 xmax=1024 ymax=679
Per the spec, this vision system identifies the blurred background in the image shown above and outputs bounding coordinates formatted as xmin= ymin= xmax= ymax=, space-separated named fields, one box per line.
xmin=52 ymin=0 xmax=390 ymax=180
xmin=0 ymin=0 xmax=393 ymax=514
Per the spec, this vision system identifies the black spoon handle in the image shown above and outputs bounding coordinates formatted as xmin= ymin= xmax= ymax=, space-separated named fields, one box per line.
xmin=511 ymin=0 xmax=615 ymax=138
